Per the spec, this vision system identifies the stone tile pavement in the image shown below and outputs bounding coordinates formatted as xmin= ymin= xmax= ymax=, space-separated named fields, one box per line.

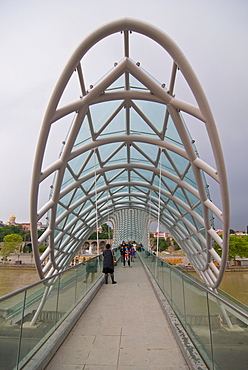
xmin=45 ymin=257 xmax=189 ymax=369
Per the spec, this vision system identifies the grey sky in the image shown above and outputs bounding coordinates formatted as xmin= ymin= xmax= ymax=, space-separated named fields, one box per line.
xmin=0 ymin=0 xmax=247 ymax=231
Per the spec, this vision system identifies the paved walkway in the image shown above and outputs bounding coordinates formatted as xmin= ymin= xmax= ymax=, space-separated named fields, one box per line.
xmin=45 ymin=257 xmax=189 ymax=369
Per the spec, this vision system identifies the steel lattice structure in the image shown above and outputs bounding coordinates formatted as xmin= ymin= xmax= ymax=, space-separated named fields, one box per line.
xmin=30 ymin=18 xmax=229 ymax=288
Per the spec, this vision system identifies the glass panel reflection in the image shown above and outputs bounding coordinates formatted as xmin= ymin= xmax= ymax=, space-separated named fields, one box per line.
xmin=139 ymin=251 xmax=248 ymax=370
xmin=208 ymin=295 xmax=248 ymax=370
xmin=183 ymin=276 xmax=213 ymax=368
xmin=0 ymin=291 xmax=26 ymax=370
xmin=19 ymin=277 xmax=60 ymax=367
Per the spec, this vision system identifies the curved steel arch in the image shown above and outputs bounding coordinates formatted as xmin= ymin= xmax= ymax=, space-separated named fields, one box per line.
xmin=30 ymin=18 xmax=229 ymax=288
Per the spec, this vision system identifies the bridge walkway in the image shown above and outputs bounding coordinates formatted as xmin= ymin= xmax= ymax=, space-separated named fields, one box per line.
xmin=45 ymin=256 xmax=189 ymax=369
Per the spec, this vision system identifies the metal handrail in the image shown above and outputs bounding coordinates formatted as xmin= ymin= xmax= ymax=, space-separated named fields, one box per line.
xmin=143 ymin=251 xmax=248 ymax=317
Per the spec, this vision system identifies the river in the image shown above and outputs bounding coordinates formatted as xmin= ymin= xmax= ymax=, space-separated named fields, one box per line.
xmin=0 ymin=267 xmax=247 ymax=307
xmin=189 ymin=270 xmax=248 ymax=307
xmin=219 ymin=270 xmax=248 ymax=306
xmin=0 ymin=267 xmax=39 ymax=297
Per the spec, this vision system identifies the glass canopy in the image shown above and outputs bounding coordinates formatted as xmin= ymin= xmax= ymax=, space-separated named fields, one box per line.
xmin=30 ymin=19 xmax=229 ymax=288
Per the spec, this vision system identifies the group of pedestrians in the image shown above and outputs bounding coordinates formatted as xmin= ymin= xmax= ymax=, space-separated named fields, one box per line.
xmin=102 ymin=241 xmax=137 ymax=284
xmin=85 ymin=241 xmax=139 ymax=286
xmin=120 ymin=241 xmax=136 ymax=267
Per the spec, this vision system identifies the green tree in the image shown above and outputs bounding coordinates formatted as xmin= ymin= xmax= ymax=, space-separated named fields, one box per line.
xmin=214 ymin=234 xmax=248 ymax=261
xmin=235 ymin=235 xmax=248 ymax=258
xmin=173 ymin=239 xmax=181 ymax=251
xmin=23 ymin=243 xmax=32 ymax=253
xmin=1 ymin=234 xmax=23 ymax=261
xmin=0 ymin=225 xmax=23 ymax=242
xmin=39 ymin=245 xmax=47 ymax=254
xmin=228 ymin=235 xmax=243 ymax=260
xmin=88 ymin=223 xmax=113 ymax=240
xmin=151 ymin=238 xmax=170 ymax=252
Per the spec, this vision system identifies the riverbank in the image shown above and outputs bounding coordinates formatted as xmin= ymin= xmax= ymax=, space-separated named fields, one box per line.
xmin=0 ymin=252 xmax=35 ymax=268
xmin=182 ymin=265 xmax=248 ymax=272
xmin=0 ymin=263 xmax=36 ymax=269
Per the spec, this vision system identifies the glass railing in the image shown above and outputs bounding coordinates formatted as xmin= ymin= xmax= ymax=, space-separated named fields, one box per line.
xmin=139 ymin=250 xmax=248 ymax=370
xmin=0 ymin=248 xmax=120 ymax=370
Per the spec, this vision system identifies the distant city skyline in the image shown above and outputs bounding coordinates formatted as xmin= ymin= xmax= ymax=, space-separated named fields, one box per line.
xmin=1 ymin=215 xmax=246 ymax=234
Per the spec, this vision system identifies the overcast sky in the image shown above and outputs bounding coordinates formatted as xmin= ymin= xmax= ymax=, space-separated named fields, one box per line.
xmin=0 ymin=0 xmax=247 ymax=231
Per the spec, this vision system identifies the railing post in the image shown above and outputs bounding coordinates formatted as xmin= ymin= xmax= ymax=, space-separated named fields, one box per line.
xmin=16 ymin=290 xmax=27 ymax=370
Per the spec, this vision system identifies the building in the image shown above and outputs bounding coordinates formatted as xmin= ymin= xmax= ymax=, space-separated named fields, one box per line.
xmin=153 ymin=231 xmax=172 ymax=239
xmin=5 ymin=215 xmax=46 ymax=231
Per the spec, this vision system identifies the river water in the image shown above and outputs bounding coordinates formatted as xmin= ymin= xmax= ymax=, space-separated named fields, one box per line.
xmin=189 ymin=270 xmax=248 ymax=307
xmin=0 ymin=267 xmax=247 ymax=307
xmin=219 ymin=271 xmax=248 ymax=306
xmin=0 ymin=268 xmax=39 ymax=297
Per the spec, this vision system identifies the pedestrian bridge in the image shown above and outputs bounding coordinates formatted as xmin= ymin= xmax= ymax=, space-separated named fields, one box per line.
xmin=30 ymin=18 xmax=229 ymax=290
xmin=2 ymin=17 xmax=246 ymax=369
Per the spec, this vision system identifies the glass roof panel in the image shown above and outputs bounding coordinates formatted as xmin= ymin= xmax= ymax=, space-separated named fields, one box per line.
xmin=111 ymin=174 xmax=128 ymax=182
xmin=104 ymin=146 xmax=127 ymax=164
xmin=81 ymin=199 xmax=92 ymax=211
xmin=192 ymin=205 xmax=203 ymax=217
xmin=130 ymin=145 xmax=154 ymax=164
xmin=160 ymin=177 xmax=177 ymax=193
xmin=69 ymin=152 xmax=88 ymax=175
xmin=183 ymin=188 xmax=200 ymax=207
xmin=161 ymin=153 xmax=179 ymax=175
xmin=97 ymin=110 xmax=126 ymax=138
xmin=183 ymin=167 xmax=198 ymax=187
xmin=165 ymin=115 xmax=184 ymax=146
xmin=105 ymin=168 xmax=123 ymax=181
xmin=61 ymin=168 xmax=74 ymax=190
xmin=133 ymin=169 xmax=153 ymax=182
xmin=70 ymin=187 xmax=84 ymax=205
xmin=73 ymin=115 xmax=92 ymax=147
xmin=96 ymin=179 xmax=107 ymax=188
xmin=56 ymin=203 xmax=67 ymax=218
xmin=133 ymin=100 xmax=166 ymax=133
xmin=73 ymin=204 xmax=84 ymax=215
xmin=130 ymin=108 xmax=157 ymax=136
xmin=194 ymin=218 xmax=204 ymax=231
xmin=90 ymin=101 xmax=124 ymax=133
xmin=56 ymin=219 xmax=66 ymax=230
xmin=132 ymin=142 xmax=159 ymax=160
xmin=106 ymin=74 xmax=125 ymax=91
xmin=60 ymin=188 xmax=75 ymax=206
xmin=79 ymin=178 xmax=94 ymax=192
xmin=80 ymin=154 xmax=95 ymax=175
xmin=133 ymin=185 xmax=149 ymax=194
xmin=166 ymin=150 xmax=190 ymax=176
xmin=167 ymin=199 xmax=179 ymax=212
xmin=129 ymin=75 xmax=149 ymax=90
xmin=183 ymin=213 xmax=196 ymax=228
xmin=98 ymin=142 xmax=124 ymax=163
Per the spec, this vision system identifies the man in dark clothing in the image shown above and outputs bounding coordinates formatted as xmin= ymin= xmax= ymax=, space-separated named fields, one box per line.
xmin=102 ymin=244 xmax=117 ymax=284
xmin=120 ymin=242 xmax=126 ymax=266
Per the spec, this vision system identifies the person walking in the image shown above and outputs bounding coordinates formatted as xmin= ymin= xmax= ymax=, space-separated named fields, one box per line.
xmin=124 ymin=245 xmax=131 ymax=268
xmin=130 ymin=245 xmax=135 ymax=262
xmin=102 ymin=244 xmax=117 ymax=284
xmin=120 ymin=242 xmax=126 ymax=267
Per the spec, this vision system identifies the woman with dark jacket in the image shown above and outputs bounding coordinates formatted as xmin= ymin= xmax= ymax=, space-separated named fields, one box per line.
xmin=102 ymin=244 xmax=117 ymax=284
